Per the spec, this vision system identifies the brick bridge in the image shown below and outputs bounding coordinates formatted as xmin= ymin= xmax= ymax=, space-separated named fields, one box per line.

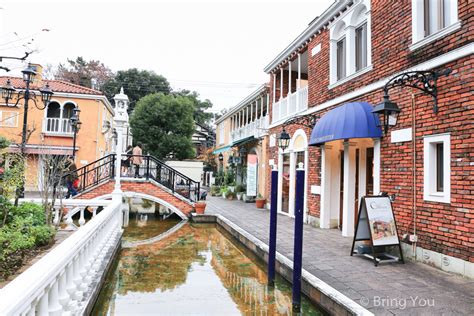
xmin=66 ymin=154 xmax=201 ymax=217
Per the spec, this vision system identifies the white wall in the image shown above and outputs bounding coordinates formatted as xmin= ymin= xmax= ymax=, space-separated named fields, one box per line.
xmin=166 ymin=160 xmax=204 ymax=183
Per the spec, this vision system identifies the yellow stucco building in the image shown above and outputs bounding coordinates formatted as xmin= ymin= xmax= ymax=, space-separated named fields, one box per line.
xmin=0 ymin=64 xmax=115 ymax=192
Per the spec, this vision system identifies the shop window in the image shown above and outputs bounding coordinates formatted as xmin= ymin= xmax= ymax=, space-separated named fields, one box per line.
xmin=423 ymin=134 xmax=450 ymax=203
xmin=411 ymin=0 xmax=460 ymax=50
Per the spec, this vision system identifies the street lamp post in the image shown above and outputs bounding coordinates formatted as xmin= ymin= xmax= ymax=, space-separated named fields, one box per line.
xmin=69 ymin=108 xmax=82 ymax=160
xmin=1 ymin=64 xmax=54 ymax=153
xmin=1 ymin=64 xmax=53 ymax=200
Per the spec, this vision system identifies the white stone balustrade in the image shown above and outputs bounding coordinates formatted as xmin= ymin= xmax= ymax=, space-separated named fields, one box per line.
xmin=0 ymin=199 xmax=122 ymax=316
xmin=272 ymin=86 xmax=308 ymax=124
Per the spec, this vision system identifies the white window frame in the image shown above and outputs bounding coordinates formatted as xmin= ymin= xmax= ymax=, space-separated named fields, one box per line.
xmin=328 ymin=0 xmax=372 ymax=88
xmin=423 ymin=133 xmax=450 ymax=203
xmin=0 ymin=110 xmax=18 ymax=127
xmin=218 ymin=122 xmax=225 ymax=145
xmin=411 ymin=0 xmax=460 ymax=51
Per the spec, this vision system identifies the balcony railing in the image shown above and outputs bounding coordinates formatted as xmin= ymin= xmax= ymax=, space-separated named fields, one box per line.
xmin=272 ymin=86 xmax=308 ymax=124
xmin=230 ymin=115 xmax=269 ymax=143
xmin=43 ymin=117 xmax=74 ymax=135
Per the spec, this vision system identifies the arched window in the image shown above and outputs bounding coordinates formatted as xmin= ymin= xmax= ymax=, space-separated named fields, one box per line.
xmin=44 ymin=101 xmax=77 ymax=134
xmin=329 ymin=0 xmax=372 ymax=86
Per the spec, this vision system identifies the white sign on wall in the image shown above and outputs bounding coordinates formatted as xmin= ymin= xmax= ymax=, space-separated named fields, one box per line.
xmin=246 ymin=154 xmax=258 ymax=196
xmin=391 ymin=128 xmax=412 ymax=143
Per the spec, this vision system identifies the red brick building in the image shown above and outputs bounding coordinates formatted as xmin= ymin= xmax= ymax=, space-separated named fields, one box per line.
xmin=263 ymin=0 xmax=473 ymax=277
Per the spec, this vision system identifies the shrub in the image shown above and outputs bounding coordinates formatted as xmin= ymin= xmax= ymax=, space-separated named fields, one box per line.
xmin=0 ymin=195 xmax=13 ymax=226
xmin=210 ymin=185 xmax=221 ymax=196
xmin=235 ymin=185 xmax=245 ymax=193
xmin=0 ymin=202 xmax=55 ymax=281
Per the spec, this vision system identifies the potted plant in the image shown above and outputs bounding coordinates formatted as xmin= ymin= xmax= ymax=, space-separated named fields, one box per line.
xmin=235 ymin=184 xmax=244 ymax=200
xmin=226 ymin=191 xmax=236 ymax=200
xmin=255 ymin=193 xmax=266 ymax=209
xmin=220 ymin=186 xmax=228 ymax=199
xmin=194 ymin=201 xmax=207 ymax=214
xmin=210 ymin=185 xmax=221 ymax=196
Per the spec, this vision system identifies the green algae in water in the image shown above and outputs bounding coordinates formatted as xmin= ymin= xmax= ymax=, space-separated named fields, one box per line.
xmin=93 ymin=222 xmax=323 ymax=315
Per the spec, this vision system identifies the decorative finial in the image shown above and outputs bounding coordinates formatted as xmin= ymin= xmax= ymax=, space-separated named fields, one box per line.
xmin=120 ymin=86 xmax=124 ymax=94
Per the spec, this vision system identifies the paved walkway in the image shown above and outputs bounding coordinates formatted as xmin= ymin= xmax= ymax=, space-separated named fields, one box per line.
xmin=206 ymin=196 xmax=474 ymax=315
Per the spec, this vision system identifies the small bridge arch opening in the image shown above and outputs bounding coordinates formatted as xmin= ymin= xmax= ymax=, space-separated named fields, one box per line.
xmin=93 ymin=191 xmax=188 ymax=220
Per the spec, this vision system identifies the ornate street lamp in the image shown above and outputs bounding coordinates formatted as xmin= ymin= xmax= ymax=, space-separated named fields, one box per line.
xmin=277 ymin=128 xmax=291 ymax=151
xmin=372 ymin=92 xmax=401 ymax=135
xmin=1 ymin=64 xmax=54 ymax=152
xmin=69 ymin=108 xmax=82 ymax=159
xmin=373 ymin=69 xmax=451 ymax=135
xmin=218 ymin=153 xmax=224 ymax=161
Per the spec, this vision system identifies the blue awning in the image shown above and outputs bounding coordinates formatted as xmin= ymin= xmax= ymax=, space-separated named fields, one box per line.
xmin=309 ymin=102 xmax=382 ymax=146
xmin=212 ymin=145 xmax=232 ymax=154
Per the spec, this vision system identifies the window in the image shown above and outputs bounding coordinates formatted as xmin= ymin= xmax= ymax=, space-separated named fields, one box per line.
xmin=219 ymin=123 xmax=225 ymax=145
xmin=424 ymin=134 xmax=450 ymax=203
xmin=336 ymin=38 xmax=346 ymax=81
xmin=411 ymin=0 xmax=460 ymax=49
xmin=0 ymin=111 xmax=18 ymax=127
xmin=328 ymin=1 xmax=371 ymax=86
xmin=44 ymin=101 xmax=75 ymax=134
xmin=435 ymin=143 xmax=444 ymax=192
xmin=355 ymin=23 xmax=367 ymax=71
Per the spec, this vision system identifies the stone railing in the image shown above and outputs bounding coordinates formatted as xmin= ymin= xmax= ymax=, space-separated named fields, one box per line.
xmin=272 ymin=85 xmax=308 ymax=124
xmin=0 ymin=199 xmax=123 ymax=315
xmin=230 ymin=115 xmax=269 ymax=143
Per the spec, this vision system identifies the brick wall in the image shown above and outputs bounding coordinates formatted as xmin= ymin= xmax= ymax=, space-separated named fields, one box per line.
xmin=78 ymin=180 xmax=195 ymax=216
xmin=263 ymin=1 xmax=474 ymax=262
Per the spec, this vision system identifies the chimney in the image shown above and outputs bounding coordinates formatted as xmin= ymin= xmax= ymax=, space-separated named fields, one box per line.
xmin=30 ymin=63 xmax=43 ymax=87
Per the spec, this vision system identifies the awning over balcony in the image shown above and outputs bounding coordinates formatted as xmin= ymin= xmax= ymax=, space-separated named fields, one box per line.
xmin=231 ymin=136 xmax=255 ymax=147
xmin=309 ymin=102 xmax=382 ymax=146
xmin=212 ymin=145 xmax=232 ymax=154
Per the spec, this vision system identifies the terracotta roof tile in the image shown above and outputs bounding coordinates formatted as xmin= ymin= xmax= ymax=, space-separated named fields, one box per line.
xmin=0 ymin=76 xmax=104 ymax=96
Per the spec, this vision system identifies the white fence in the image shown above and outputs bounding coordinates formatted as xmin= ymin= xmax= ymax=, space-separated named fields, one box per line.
xmin=230 ymin=115 xmax=269 ymax=143
xmin=43 ymin=117 xmax=74 ymax=135
xmin=272 ymin=86 xmax=308 ymax=124
xmin=0 ymin=199 xmax=122 ymax=316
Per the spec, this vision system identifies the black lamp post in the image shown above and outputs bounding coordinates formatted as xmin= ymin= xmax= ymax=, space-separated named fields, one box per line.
xmin=218 ymin=153 xmax=224 ymax=161
xmin=1 ymin=64 xmax=54 ymax=153
xmin=277 ymin=128 xmax=291 ymax=151
xmin=373 ymin=69 xmax=451 ymax=135
xmin=69 ymin=108 xmax=82 ymax=160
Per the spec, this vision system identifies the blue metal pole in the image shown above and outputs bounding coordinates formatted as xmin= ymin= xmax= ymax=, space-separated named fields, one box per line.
xmin=292 ymin=165 xmax=305 ymax=312
xmin=268 ymin=166 xmax=279 ymax=286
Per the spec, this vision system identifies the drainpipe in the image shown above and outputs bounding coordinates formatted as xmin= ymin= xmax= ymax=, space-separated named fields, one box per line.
xmin=411 ymin=93 xmax=417 ymax=260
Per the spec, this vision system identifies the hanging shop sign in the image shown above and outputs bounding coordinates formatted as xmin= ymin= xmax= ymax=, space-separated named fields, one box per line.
xmin=350 ymin=196 xmax=404 ymax=266
xmin=246 ymin=154 xmax=258 ymax=197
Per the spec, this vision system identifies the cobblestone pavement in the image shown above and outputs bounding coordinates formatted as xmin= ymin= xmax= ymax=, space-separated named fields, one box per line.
xmin=206 ymin=196 xmax=474 ymax=315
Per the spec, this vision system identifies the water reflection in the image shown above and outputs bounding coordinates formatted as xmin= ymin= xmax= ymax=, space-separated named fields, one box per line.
xmin=93 ymin=223 xmax=321 ymax=315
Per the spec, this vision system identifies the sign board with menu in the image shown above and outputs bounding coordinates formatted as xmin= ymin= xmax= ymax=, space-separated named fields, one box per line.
xmin=350 ymin=196 xmax=404 ymax=266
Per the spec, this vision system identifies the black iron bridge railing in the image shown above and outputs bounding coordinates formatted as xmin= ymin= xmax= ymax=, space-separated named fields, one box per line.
xmin=62 ymin=154 xmax=201 ymax=202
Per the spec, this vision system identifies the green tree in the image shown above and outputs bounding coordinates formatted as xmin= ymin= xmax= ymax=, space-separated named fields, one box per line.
xmin=172 ymin=90 xmax=213 ymax=127
xmin=130 ymin=93 xmax=195 ymax=159
xmin=55 ymin=57 xmax=114 ymax=89
xmin=102 ymin=69 xmax=171 ymax=113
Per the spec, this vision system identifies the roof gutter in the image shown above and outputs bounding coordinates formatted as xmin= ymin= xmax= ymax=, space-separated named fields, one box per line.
xmin=263 ymin=0 xmax=350 ymax=74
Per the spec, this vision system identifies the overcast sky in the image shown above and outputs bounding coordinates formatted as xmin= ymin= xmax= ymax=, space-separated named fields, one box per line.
xmin=0 ymin=0 xmax=333 ymax=113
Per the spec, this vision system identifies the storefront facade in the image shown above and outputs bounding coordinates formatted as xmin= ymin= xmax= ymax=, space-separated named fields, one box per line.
xmin=263 ymin=0 xmax=473 ymax=276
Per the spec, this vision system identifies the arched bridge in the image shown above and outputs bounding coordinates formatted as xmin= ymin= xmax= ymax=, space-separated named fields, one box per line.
xmin=64 ymin=154 xmax=202 ymax=217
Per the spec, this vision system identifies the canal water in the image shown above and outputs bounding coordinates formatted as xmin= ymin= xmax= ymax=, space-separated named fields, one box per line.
xmin=92 ymin=214 xmax=322 ymax=315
